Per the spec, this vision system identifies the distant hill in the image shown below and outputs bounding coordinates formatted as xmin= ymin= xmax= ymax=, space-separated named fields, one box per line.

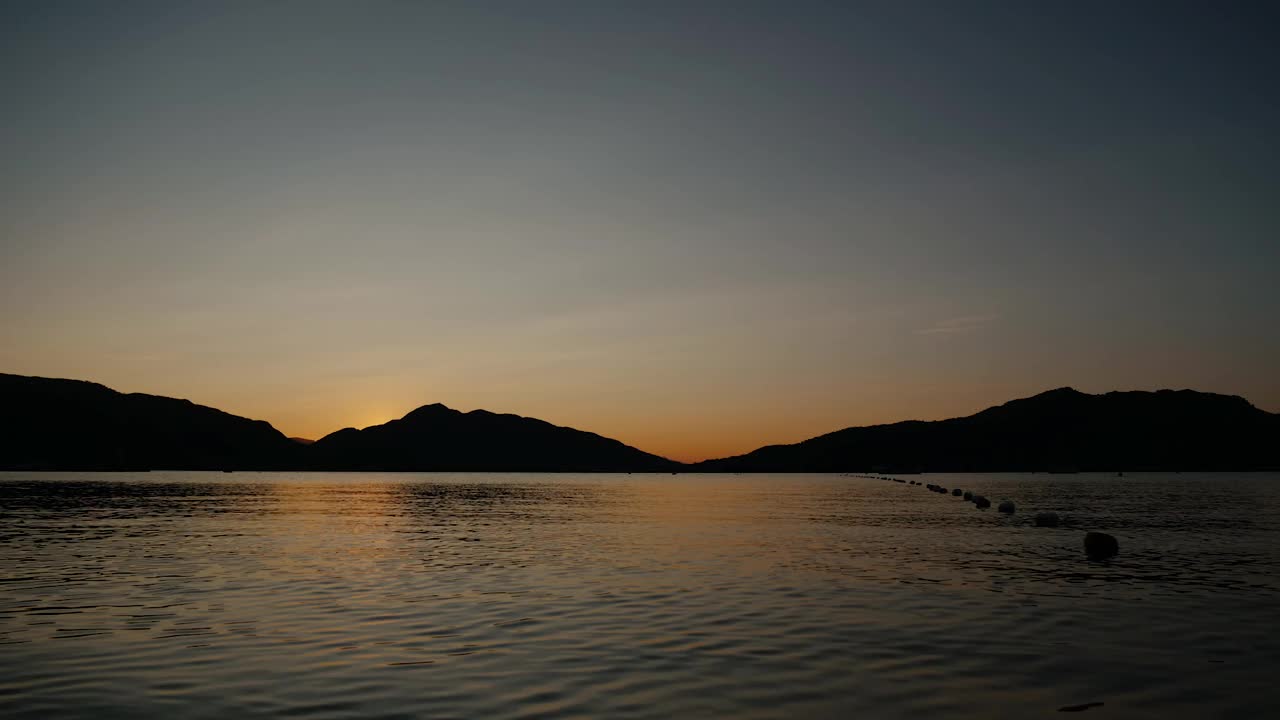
xmin=3 ymin=375 xmax=1276 ymax=472
xmin=695 ymin=388 xmax=1280 ymax=472
xmin=307 ymin=403 xmax=679 ymax=472
xmin=0 ymin=373 xmax=302 ymax=470
xmin=0 ymin=373 xmax=677 ymax=472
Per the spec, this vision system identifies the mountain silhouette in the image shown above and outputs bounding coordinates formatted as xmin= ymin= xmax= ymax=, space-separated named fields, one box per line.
xmin=0 ymin=373 xmax=302 ymax=470
xmin=0 ymin=373 xmax=676 ymax=472
xmin=307 ymin=403 xmax=678 ymax=472
xmin=2 ymin=375 xmax=1276 ymax=472
xmin=695 ymin=388 xmax=1280 ymax=472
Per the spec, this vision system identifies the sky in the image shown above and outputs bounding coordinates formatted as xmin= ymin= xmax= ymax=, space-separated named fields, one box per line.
xmin=2 ymin=1 xmax=1278 ymax=462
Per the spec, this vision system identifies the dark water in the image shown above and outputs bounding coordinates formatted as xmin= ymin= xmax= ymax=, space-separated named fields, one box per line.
xmin=1 ymin=472 xmax=1278 ymax=719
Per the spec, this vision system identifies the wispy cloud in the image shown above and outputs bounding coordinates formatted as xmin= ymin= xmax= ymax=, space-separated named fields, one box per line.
xmin=915 ymin=314 xmax=999 ymax=335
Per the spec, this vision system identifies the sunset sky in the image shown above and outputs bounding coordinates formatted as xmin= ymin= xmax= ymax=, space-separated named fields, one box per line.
xmin=2 ymin=2 xmax=1277 ymax=462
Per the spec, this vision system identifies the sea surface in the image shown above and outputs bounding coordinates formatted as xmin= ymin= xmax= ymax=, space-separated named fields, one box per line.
xmin=1 ymin=472 xmax=1278 ymax=719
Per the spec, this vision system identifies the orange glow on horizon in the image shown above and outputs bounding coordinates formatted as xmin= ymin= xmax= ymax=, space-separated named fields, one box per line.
xmin=264 ymin=386 xmax=1038 ymax=463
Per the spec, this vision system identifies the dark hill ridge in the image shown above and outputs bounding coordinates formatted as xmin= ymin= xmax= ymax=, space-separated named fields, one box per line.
xmin=308 ymin=403 xmax=678 ymax=472
xmin=0 ymin=373 xmax=302 ymax=470
xmin=2 ymin=374 xmax=1277 ymax=472
xmin=0 ymin=373 xmax=677 ymax=471
xmin=695 ymin=387 xmax=1280 ymax=472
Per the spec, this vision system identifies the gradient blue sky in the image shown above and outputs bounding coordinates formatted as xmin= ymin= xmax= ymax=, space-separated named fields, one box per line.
xmin=2 ymin=1 xmax=1277 ymax=460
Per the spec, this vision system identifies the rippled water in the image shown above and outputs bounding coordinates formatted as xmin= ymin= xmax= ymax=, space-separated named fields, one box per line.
xmin=2 ymin=472 xmax=1278 ymax=719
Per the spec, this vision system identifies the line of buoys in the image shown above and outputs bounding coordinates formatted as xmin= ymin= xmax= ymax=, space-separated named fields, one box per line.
xmin=859 ymin=473 xmax=1121 ymax=560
